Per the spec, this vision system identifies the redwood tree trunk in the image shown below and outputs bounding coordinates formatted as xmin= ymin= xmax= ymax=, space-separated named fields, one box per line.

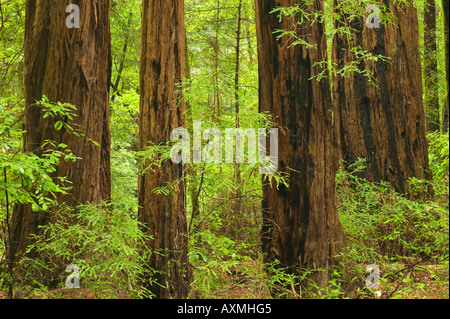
xmin=332 ymin=0 xmax=432 ymax=195
xmin=255 ymin=0 xmax=344 ymax=288
xmin=138 ymin=0 xmax=191 ymax=299
xmin=10 ymin=0 xmax=112 ymax=259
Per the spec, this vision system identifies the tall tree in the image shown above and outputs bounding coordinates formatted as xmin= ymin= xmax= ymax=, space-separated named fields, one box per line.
xmin=424 ymin=0 xmax=440 ymax=132
xmin=213 ymin=0 xmax=221 ymax=119
xmin=255 ymin=0 xmax=345 ymax=288
xmin=10 ymin=0 xmax=112 ymax=259
xmin=232 ymin=0 xmax=243 ymax=238
xmin=442 ymin=0 xmax=449 ymax=133
xmin=332 ymin=0 xmax=432 ymax=195
xmin=138 ymin=0 xmax=191 ymax=299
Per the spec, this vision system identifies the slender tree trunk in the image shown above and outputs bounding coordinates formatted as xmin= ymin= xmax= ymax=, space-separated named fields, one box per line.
xmin=424 ymin=0 xmax=440 ymax=132
xmin=139 ymin=0 xmax=191 ymax=299
xmin=332 ymin=0 xmax=432 ymax=195
xmin=234 ymin=0 xmax=242 ymax=130
xmin=184 ymin=26 xmax=199 ymax=235
xmin=10 ymin=0 xmax=112 ymax=261
xmin=213 ymin=0 xmax=221 ymax=119
xmin=111 ymin=10 xmax=133 ymax=101
xmin=184 ymin=26 xmax=203 ymax=241
xmin=185 ymin=28 xmax=193 ymax=128
xmin=233 ymin=0 xmax=243 ymax=240
xmin=442 ymin=0 xmax=449 ymax=133
xmin=255 ymin=0 xmax=344 ymax=288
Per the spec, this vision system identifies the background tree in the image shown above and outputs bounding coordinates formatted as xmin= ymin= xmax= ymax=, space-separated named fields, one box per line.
xmin=442 ymin=0 xmax=449 ymax=133
xmin=424 ymin=0 xmax=440 ymax=132
xmin=184 ymin=0 xmax=262 ymax=242
xmin=0 ymin=0 xmax=25 ymax=98
xmin=332 ymin=0 xmax=432 ymax=195
xmin=183 ymin=0 xmax=268 ymax=297
xmin=255 ymin=0 xmax=345 ymax=288
xmin=138 ymin=0 xmax=191 ymax=299
xmin=10 ymin=0 xmax=112 ymax=260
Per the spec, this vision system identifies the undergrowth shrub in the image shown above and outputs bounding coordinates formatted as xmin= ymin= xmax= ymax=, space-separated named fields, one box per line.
xmin=15 ymin=202 xmax=154 ymax=299
xmin=332 ymin=158 xmax=449 ymax=298
xmin=337 ymin=158 xmax=449 ymax=262
xmin=189 ymin=230 xmax=241 ymax=298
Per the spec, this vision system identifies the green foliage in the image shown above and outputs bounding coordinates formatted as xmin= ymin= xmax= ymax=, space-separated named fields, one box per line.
xmin=427 ymin=131 xmax=449 ymax=183
xmin=110 ymin=90 xmax=140 ymax=215
xmin=0 ymin=95 xmax=79 ymax=296
xmin=417 ymin=0 xmax=448 ymax=128
xmin=0 ymin=97 xmax=77 ymax=223
xmin=39 ymin=95 xmax=83 ymax=137
xmin=0 ymin=0 xmax=25 ymax=98
xmin=264 ymin=259 xmax=301 ymax=299
xmin=189 ymin=230 xmax=240 ymax=298
xmin=337 ymin=158 xmax=449 ymax=262
xmin=330 ymin=158 xmax=449 ymax=298
xmin=266 ymin=155 xmax=449 ymax=299
xmin=184 ymin=0 xmax=271 ymax=298
xmin=16 ymin=202 xmax=154 ymax=299
xmin=110 ymin=0 xmax=141 ymax=96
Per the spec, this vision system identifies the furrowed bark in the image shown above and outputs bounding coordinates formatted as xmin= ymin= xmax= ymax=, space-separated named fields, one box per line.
xmin=138 ymin=0 xmax=191 ymax=299
xmin=11 ymin=0 xmax=112 ymax=261
xmin=332 ymin=0 xmax=432 ymax=195
xmin=256 ymin=0 xmax=345 ymax=289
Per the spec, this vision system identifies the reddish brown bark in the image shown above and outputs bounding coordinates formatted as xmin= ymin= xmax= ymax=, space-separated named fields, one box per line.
xmin=11 ymin=0 xmax=112 ymax=259
xmin=138 ymin=0 xmax=191 ymax=299
xmin=256 ymin=0 xmax=344 ymax=288
xmin=332 ymin=1 xmax=432 ymax=195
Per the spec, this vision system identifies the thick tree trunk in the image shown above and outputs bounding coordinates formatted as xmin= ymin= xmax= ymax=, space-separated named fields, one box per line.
xmin=255 ymin=0 xmax=344 ymax=288
xmin=332 ymin=0 xmax=432 ymax=195
xmin=10 ymin=0 xmax=112 ymax=260
xmin=424 ymin=0 xmax=440 ymax=132
xmin=138 ymin=0 xmax=191 ymax=299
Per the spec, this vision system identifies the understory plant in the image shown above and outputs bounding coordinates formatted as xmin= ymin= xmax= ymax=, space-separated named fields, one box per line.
xmin=16 ymin=202 xmax=154 ymax=299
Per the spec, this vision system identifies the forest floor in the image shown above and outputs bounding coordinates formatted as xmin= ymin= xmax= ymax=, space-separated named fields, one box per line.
xmin=0 ymin=257 xmax=448 ymax=299
xmin=196 ymin=260 xmax=449 ymax=300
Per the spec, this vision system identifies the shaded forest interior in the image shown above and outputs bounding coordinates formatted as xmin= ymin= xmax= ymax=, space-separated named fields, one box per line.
xmin=0 ymin=0 xmax=449 ymax=299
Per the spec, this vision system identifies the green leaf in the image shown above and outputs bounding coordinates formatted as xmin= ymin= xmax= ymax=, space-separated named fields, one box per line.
xmin=55 ymin=121 xmax=63 ymax=131
xmin=88 ymin=139 xmax=100 ymax=147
